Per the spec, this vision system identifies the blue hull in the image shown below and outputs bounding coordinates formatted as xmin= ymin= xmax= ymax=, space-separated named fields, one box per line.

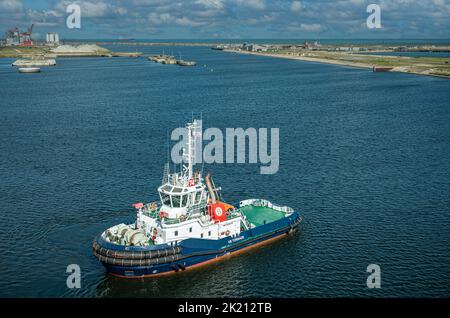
xmin=95 ymin=211 xmax=302 ymax=278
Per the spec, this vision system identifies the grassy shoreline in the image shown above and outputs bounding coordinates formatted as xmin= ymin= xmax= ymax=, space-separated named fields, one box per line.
xmin=224 ymin=49 xmax=450 ymax=79
xmin=0 ymin=45 xmax=141 ymax=58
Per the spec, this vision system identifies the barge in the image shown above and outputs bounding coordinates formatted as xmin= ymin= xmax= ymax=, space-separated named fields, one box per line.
xmin=18 ymin=67 xmax=40 ymax=73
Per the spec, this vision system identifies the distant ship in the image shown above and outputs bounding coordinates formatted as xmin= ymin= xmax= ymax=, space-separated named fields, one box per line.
xmin=93 ymin=120 xmax=302 ymax=278
xmin=211 ymin=45 xmax=225 ymax=50
xmin=148 ymin=54 xmax=169 ymax=63
xmin=177 ymin=60 xmax=196 ymax=66
xmin=18 ymin=67 xmax=40 ymax=73
xmin=12 ymin=55 xmax=56 ymax=67
xmin=161 ymin=56 xmax=177 ymax=64
xmin=148 ymin=54 xmax=177 ymax=64
xmin=149 ymin=53 xmax=196 ymax=66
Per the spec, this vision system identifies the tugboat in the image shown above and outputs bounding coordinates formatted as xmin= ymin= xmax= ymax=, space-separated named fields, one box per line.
xmin=93 ymin=120 xmax=302 ymax=278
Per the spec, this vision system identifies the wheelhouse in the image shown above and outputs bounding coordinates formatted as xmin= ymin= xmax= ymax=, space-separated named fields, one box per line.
xmin=157 ymin=174 xmax=208 ymax=219
xmin=158 ymin=184 xmax=206 ymax=208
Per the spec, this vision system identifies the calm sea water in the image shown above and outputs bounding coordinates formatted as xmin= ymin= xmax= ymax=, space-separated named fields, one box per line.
xmin=0 ymin=45 xmax=449 ymax=297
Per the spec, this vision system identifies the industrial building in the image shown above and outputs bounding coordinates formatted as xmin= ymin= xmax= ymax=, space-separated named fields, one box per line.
xmin=4 ymin=24 xmax=34 ymax=46
xmin=46 ymin=32 xmax=59 ymax=45
xmin=242 ymin=43 xmax=269 ymax=52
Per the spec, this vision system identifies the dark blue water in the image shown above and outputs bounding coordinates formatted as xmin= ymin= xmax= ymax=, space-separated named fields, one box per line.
xmin=1 ymin=45 xmax=449 ymax=297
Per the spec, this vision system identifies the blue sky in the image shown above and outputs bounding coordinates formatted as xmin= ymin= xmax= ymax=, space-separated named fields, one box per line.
xmin=1 ymin=0 xmax=449 ymax=40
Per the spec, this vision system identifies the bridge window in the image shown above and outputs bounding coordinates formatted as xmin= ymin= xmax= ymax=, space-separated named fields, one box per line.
xmin=161 ymin=194 xmax=171 ymax=206
xmin=195 ymin=192 xmax=202 ymax=204
xmin=171 ymin=195 xmax=181 ymax=208
xmin=174 ymin=230 xmax=178 ymax=236
xmin=181 ymin=195 xmax=188 ymax=207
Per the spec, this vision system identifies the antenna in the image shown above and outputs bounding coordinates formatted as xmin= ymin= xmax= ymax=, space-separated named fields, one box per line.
xmin=166 ymin=128 xmax=170 ymax=173
xmin=200 ymin=112 xmax=205 ymax=177
xmin=187 ymin=121 xmax=194 ymax=179
xmin=162 ymin=162 xmax=169 ymax=184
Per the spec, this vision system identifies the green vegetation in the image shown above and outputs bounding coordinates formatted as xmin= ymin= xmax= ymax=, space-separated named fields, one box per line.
xmin=263 ymin=49 xmax=450 ymax=78
xmin=0 ymin=46 xmax=50 ymax=58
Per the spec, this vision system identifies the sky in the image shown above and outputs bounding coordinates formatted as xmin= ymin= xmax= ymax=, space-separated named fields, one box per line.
xmin=0 ymin=0 xmax=449 ymax=40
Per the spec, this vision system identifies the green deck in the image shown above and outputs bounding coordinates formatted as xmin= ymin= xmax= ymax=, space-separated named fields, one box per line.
xmin=239 ymin=205 xmax=286 ymax=227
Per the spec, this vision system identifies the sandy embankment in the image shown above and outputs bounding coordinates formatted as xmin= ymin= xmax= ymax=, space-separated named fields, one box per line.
xmin=50 ymin=44 xmax=142 ymax=57
xmin=228 ymin=49 xmax=372 ymax=69
xmin=50 ymin=44 xmax=112 ymax=57
xmin=225 ymin=49 xmax=450 ymax=79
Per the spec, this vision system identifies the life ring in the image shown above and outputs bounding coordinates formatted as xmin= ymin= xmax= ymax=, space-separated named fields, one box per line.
xmin=225 ymin=230 xmax=230 ymax=236
xmin=215 ymin=206 xmax=223 ymax=217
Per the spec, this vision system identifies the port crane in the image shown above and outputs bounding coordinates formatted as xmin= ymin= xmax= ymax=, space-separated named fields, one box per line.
xmin=19 ymin=24 xmax=34 ymax=46
xmin=5 ymin=24 xmax=34 ymax=46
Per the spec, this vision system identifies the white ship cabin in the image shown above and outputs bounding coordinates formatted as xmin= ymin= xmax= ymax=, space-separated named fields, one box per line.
xmin=133 ymin=120 xmax=248 ymax=246
xmin=158 ymin=171 xmax=207 ymax=220
xmin=105 ymin=120 xmax=250 ymax=247
xmin=140 ymin=170 xmax=244 ymax=246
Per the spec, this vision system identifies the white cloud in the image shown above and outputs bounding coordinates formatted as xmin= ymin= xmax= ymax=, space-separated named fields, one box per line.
xmin=148 ymin=12 xmax=174 ymax=25
xmin=300 ymin=23 xmax=322 ymax=32
xmin=175 ymin=16 xmax=207 ymax=27
xmin=0 ymin=0 xmax=23 ymax=12
xmin=81 ymin=2 xmax=110 ymax=17
xmin=234 ymin=0 xmax=265 ymax=10
xmin=286 ymin=22 xmax=323 ymax=33
xmin=348 ymin=0 xmax=365 ymax=5
xmin=1 ymin=0 xmax=449 ymax=39
xmin=148 ymin=11 xmax=208 ymax=27
xmin=247 ymin=14 xmax=276 ymax=25
xmin=52 ymin=1 xmax=127 ymax=18
xmin=196 ymin=0 xmax=224 ymax=10
xmin=290 ymin=1 xmax=303 ymax=12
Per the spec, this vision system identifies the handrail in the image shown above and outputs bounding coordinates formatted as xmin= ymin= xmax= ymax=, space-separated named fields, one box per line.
xmin=239 ymin=199 xmax=294 ymax=214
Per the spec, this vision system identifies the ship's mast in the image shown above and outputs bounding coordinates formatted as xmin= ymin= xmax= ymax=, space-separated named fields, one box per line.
xmin=187 ymin=122 xmax=194 ymax=180
xmin=182 ymin=120 xmax=200 ymax=182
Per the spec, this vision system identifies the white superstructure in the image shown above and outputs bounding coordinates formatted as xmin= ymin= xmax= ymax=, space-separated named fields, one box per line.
xmin=46 ymin=32 xmax=59 ymax=45
xmin=103 ymin=120 xmax=248 ymax=247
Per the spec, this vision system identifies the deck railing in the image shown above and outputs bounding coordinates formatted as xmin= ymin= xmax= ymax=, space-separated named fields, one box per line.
xmin=239 ymin=199 xmax=294 ymax=214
